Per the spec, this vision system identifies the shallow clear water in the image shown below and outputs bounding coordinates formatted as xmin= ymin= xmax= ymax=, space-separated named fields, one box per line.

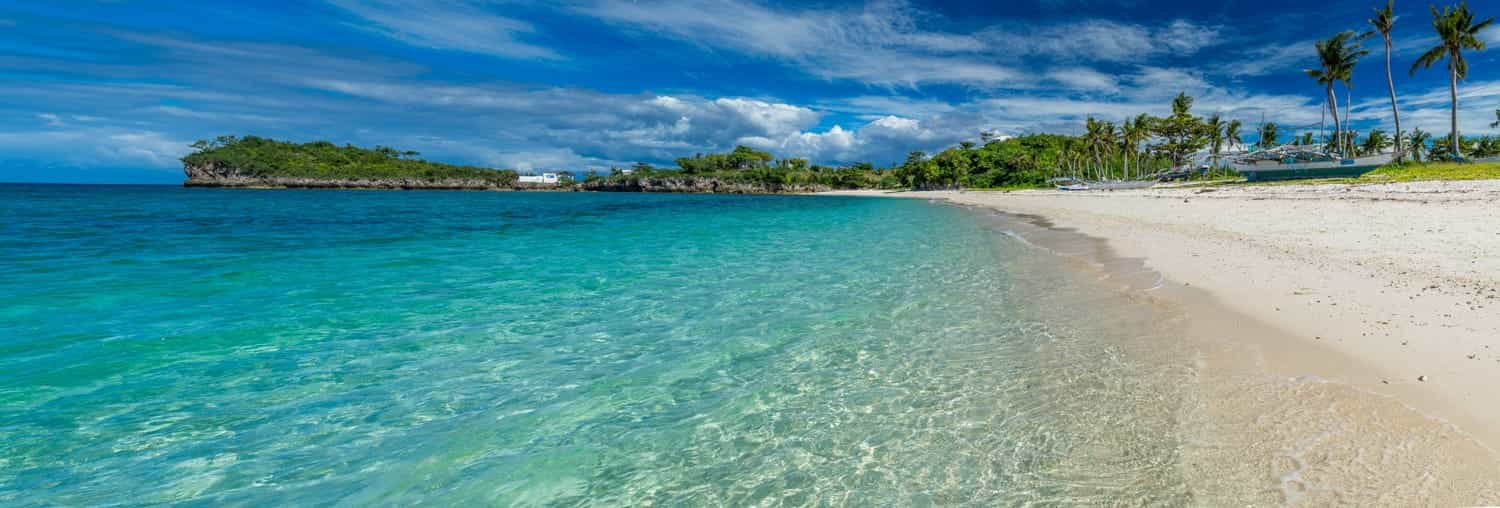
xmin=2 ymin=185 xmax=1204 ymax=504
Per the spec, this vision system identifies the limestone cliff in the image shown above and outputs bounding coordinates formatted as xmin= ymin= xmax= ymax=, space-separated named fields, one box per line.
xmin=183 ymin=162 xmax=521 ymax=190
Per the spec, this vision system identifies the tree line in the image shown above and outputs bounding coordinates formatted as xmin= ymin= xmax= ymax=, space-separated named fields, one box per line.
xmin=183 ymin=135 xmax=520 ymax=184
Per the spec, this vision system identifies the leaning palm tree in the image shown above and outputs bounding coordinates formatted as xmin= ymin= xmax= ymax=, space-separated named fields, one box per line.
xmin=1307 ymin=32 xmax=1369 ymax=154
xmin=1490 ymin=108 xmax=1500 ymax=128
xmin=1368 ymin=0 xmax=1404 ymax=158
xmin=1407 ymin=128 xmax=1433 ymax=161
xmin=1411 ymin=2 xmax=1495 ymax=157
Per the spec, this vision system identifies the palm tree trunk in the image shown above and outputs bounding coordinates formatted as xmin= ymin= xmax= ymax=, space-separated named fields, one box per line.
xmin=1350 ymin=86 xmax=1362 ymax=157
xmin=1450 ymin=63 xmax=1460 ymax=156
xmin=1327 ymin=85 xmax=1341 ymax=153
xmin=1385 ymin=40 xmax=1403 ymax=160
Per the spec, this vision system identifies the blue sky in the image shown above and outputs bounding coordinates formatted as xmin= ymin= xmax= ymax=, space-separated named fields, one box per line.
xmin=4 ymin=0 xmax=1500 ymax=183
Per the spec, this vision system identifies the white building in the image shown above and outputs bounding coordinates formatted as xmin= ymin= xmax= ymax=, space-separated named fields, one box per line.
xmin=517 ymin=173 xmax=559 ymax=184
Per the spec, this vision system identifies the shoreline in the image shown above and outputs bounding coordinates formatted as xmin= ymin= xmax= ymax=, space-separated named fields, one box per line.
xmin=825 ymin=186 xmax=1500 ymax=466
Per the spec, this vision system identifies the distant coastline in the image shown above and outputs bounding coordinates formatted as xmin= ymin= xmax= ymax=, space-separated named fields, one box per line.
xmin=183 ymin=161 xmax=523 ymax=191
xmin=181 ymin=136 xmax=848 ymax=194
xmin=184 ymin=162 xmax=835 ymax=194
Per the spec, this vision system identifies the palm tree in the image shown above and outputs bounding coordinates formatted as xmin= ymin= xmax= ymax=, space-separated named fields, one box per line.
xmin=1225 ymin=119 xmax=1244 ymax=153
xmin=1362 ymin=128 xmax=1392 ymax=155
xmin=1206 ymin=113 xmax=1225 ymax=168
xmin=1490 ymin=109 xmax=1500 ymax=128
xmin=1472 ymin=136 xmax=1500 ymax=157
xmin=1099 ymin=121 xmax=1117 ymax=179
xmin=1120 ymin=116 xmax=1149 ymax=179
xmin=1368 ymin=0 xmax=1404 ymax=159
xmin=1084 ymin=117 xmax=1114 ymax=179
xmin=1302 ymin=132 xmax=1316 ymax=145
xmin=1411 ymin=2 xmax=1495 ymax=157
xmin=1307 ymin=32 xmax=1369 ymax=154
xmin=1130 ymin=113 xmax=1154 ymax=174
xmin=1407 ymin=128 xmax=1433 ymax=161
xmin=1260 ymin=122 xmax=1280 ymax=149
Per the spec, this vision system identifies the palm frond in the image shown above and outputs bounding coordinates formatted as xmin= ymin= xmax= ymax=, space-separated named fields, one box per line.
xmin=1410 ymin=46 xmax=1447 ymax=75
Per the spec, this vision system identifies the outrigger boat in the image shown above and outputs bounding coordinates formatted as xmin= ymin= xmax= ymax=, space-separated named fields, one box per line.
xmin=1050 ymin=178 xmax=1154 ymax=191
xmin=1229 ymin=145 xmax=1394 ymax=182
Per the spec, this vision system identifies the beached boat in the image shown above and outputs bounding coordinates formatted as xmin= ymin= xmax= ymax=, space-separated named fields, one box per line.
xmin=1092 ymin=180 xmax=1156 ymax=190
xmin=1054 ymin=179 xmax=1153 ymax=191
xmin=1230 ymin=146 xmax=1394 ymax=181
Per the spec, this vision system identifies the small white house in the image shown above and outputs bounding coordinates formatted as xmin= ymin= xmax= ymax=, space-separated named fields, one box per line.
xmin=517 ymin=173 xmax=559 ymax=184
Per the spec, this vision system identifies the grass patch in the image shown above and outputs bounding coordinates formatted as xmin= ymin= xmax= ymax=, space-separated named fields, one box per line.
xmin=1233 ymin=162 xmax=1500 ymax=187
xmin=1360 ymin=162 xmax=1500 ymax=182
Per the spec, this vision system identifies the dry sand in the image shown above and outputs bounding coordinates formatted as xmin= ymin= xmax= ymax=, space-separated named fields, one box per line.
xmin=825 ymin=182 xmax=1500 ymax=456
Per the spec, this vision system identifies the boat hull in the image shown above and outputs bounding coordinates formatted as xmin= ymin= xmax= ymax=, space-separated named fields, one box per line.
xmin=1239 ymin=164 xmax=1380 ymax=181
xmin=1233 ymin=154 xmax=1393 ymax=182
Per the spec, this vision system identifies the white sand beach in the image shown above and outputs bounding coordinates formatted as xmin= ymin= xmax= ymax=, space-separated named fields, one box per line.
xmin=827 ymin=183 xmax=1500 ymax=455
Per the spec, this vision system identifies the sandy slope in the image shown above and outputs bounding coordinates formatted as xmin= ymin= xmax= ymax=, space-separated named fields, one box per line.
xmin=825 ymin=183 xmax=1500 ymax=452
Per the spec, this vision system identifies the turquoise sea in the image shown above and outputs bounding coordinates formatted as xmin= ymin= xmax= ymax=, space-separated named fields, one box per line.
xmin=1 ymin=185 xmax=1198 ymax=505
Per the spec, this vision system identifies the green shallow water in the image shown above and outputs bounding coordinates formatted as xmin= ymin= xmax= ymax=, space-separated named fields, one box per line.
xmin=0 ymin=185 xmax=1195 ymax=505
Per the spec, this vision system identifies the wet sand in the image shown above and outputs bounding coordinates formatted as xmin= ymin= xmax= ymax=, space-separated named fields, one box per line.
xmin=828 ymin=185 xmax=1500 ymax=503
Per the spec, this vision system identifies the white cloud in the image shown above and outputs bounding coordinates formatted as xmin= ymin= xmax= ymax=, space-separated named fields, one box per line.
xmin=981 ymin=18 xmax=1220 ymax=63
xmin=1229 ymin=39 xmax=1314 ymax=77
xmin=709 ymin=98 xmax=821 ymax=137
xmin=1348 ymin=79 xmax=1500 ymax=136
xmin=1047 ymin=68 xmax=1120 ymax=93
xmin=581 ymin=0 xmax=1220 ymax=91
xmin=579 ymin=0 xmax=1023 ymax=88
xmin=1127 ymin=67 xmax=1210 ymax=100
xmin=327 ymin=0 xmax=562 ymax=60
xmin=741 ymin=125 xmax=858 ymax=161
xmin=825 ymin=96 xmax=957 ymax=119
xmin=37 ymin=113 xmax=64 ymax=127
xmin=1481 ymin=26 xmax=1500 ymax=46
xmin=0 ymin=128 xmax=191 ymax=168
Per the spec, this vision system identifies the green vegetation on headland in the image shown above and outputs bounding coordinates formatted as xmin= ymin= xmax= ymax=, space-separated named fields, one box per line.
xmin=182 ymin=135 xmax=519 ymax=186
xmin=592 ymin=145 xmax=892 ymax=191
xmin=589 ymin=132 xmax=1156 ymax=191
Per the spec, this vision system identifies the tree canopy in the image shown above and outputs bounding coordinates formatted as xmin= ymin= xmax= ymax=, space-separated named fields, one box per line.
xmin=183 ymin=136 xmax=519 ymax=183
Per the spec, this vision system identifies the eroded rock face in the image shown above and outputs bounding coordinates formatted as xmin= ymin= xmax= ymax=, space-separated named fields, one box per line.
xmin=580 ymin=176 xmax=830 ymax=194
xmin=183 ymin=163 xmax=519 ymax=190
